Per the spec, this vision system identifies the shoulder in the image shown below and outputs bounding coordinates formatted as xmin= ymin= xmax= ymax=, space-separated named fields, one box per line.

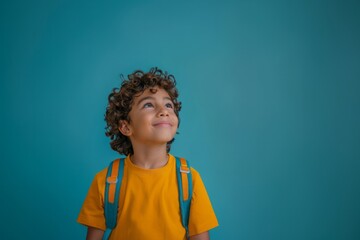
xmin=171 ymin=154 xmax=202 ymax=183
xmin=88 ymin=160 xmax=120 ymax=196
xmin=94 ymin=158 xmax=125 ymax=180
xmin=95 ymin=166 xmax=108 ymax=180
xmin=190 ymin=167 xmax=201 ymax=179
xmin=93 ymin=157 xmax=129 ymax=183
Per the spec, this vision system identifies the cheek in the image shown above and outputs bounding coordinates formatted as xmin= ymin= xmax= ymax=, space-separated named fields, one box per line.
xmin=173 ymin=115 xmax=179 ymax=126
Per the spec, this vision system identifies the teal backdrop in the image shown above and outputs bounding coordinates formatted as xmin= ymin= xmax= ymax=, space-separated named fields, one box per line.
xmin=1 ymin=0 xmax=359 ymax=239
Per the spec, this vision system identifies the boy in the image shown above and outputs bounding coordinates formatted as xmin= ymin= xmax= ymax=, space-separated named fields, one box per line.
xmin=77 ymin=68 xmax=218 ymax=240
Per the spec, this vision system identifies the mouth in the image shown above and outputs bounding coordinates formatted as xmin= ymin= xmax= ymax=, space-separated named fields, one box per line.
xmin=153 ymin=122 xmax=173 ymax=127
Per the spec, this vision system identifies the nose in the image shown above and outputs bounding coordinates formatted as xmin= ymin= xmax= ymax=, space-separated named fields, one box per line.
xmin=158 ymin=106 xmax=169 ymax=117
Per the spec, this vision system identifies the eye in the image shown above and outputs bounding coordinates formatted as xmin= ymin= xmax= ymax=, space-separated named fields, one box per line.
xmin=143 ymin=102 xmax=154 ymax=108
xmin=165 ymin=102 xmax=174 ymax=109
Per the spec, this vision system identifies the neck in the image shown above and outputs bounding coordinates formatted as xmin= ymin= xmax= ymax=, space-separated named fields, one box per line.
xmin=130 ymin=144 xmax=169 ymax=169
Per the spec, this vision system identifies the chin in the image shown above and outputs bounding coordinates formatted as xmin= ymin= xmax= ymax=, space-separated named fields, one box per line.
xmin=157 ymin=137 xmax=175 ymax=145
xmin=162 ymin=137 xmax=175 ymax=143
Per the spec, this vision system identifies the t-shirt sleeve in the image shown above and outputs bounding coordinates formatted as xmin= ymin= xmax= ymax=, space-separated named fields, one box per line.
xmin=188 ymin=168 xmax=219 ymax=236
xmin=77 ymin=170 xmax=107 ymax=231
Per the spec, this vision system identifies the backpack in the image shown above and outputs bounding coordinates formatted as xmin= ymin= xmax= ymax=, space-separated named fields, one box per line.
xmin=102 ymin=157 xmax=193 ymax=240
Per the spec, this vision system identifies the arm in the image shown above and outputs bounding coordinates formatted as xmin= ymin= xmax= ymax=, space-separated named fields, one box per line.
xmin=190 ymin=231 xmax=210 ymax=240
xmin=86 ymin=227 xmax=104 ymax=240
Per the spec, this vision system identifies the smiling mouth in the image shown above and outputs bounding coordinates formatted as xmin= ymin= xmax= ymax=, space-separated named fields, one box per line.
xmin=153 ymin=122 xmax=172 ymax=127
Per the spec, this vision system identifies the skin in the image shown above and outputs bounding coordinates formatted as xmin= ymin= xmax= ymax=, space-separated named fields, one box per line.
xmin=86 ymin=87 xmax=209 ymax=240
xmin=119 ymin=87 xmax=179 ymax=169
xmin=86 ymin=228 xmax=103 ymax=240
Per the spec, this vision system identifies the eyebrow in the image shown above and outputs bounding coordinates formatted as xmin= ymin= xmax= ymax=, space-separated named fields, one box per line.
xmin=136 ymin=96 xmax=173 ymax=106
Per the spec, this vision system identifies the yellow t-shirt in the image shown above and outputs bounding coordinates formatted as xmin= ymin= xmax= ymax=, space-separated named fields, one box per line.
xmin=77 ymin=154 xmax=218 ymax=240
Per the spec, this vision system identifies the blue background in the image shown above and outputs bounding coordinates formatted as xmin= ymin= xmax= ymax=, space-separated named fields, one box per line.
xmin=1 ymin=0 xmax=359 ymax=239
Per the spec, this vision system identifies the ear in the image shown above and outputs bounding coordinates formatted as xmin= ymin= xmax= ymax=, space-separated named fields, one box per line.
xmin=118 ymin=120 xmax=132 ymax=136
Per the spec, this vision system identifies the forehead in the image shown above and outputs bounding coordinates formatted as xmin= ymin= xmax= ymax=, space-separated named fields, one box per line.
xmin=133 ymin=87 xmax=171 ymax=101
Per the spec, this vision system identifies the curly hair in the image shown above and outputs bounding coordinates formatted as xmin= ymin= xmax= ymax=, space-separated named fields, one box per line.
xmin=105 ymin=67 xmax=182 ymax=156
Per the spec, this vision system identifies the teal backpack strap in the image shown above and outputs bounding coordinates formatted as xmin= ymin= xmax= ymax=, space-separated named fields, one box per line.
xmin=175 ymin=157 xmax=193 ymax=239
xmin=103 ymin=158 xmax=125 ymax=240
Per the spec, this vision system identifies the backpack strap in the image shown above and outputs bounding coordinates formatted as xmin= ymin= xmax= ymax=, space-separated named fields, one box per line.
xmin=175 ymin=157 xmax=193 ymax=238
xmin=103 ymin=157 xmax=192 ymax=240
xmin=103 ymin=158 xmax=125 ymax=240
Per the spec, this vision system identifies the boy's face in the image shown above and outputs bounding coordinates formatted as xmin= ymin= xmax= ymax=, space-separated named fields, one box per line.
xmin=119 ymin=87 xmax=178 ymax=148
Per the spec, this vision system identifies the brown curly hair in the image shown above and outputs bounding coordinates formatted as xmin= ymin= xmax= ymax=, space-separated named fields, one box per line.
xmin=105 ymin=67 xmax=182 ymax=156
